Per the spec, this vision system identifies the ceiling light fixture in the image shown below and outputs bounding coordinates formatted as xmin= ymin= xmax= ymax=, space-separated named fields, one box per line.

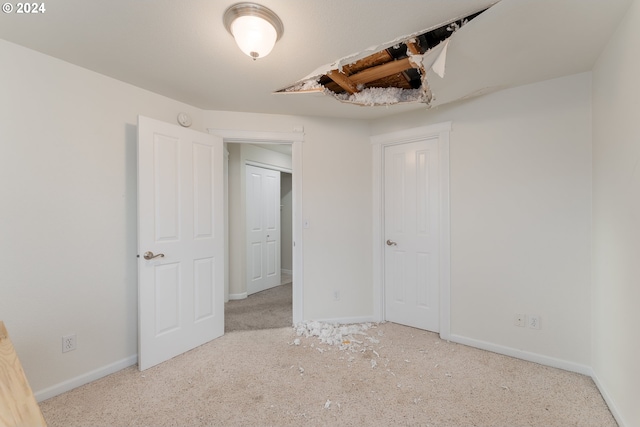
xmin=223 ymin=2 xmax=284 ymax=60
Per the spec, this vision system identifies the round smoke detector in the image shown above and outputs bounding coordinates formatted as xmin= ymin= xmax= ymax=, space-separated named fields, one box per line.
xmin=177 ymin=112 xmax=192 ymax=127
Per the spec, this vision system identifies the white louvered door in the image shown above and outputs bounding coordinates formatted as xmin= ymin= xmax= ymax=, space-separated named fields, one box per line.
xmin=384 ymin=138 xmax=440 ymax=331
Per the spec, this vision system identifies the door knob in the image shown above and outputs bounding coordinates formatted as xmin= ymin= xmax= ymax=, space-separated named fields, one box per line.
xmin=386 ymin=240 xmax=397 ymax=246
xmin=143 ymin=251 xmax=165 ymax=260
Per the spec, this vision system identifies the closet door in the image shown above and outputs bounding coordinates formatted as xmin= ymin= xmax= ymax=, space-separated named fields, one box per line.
xmin=246 ymin=165 xmax=281 ymax=294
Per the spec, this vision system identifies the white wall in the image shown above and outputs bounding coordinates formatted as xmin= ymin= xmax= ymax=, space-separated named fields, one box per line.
xmin=371 ymin=73 xmax=593 ymax=368
xmin=226 ymin=143 xmax=292 ymax=298
xmin=592 ymin=0 xmax=640 ymax=425
xmin=0 ymin=40 xmax=205 ymax=396
xmin=0 ymin=40 xmax=374 ymax=399
xmin=205 ymin=111 xmax=373 ymax=321
xmin=281 ymin=172 xmax=293 ymax=272
xmin=227 ymin=143 xmax=242 ymax=299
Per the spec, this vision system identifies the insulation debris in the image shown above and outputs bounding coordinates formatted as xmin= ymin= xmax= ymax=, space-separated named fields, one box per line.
xmin=294 ymin=321 xmax=377 ymax=352
xmin=281 ymin=79 xmax=326 ymax=94
xmin=334 ymin=87 xmax=425 ymax=106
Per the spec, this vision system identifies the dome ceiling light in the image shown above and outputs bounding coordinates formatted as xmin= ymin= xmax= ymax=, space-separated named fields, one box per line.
xmin=223 ymin=2 xmax=284 ymax=60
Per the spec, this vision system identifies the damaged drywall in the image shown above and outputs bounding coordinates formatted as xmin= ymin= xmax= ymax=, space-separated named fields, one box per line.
xmin=275 ymin=3 xmax=498 ymax=107
xmin=294 ymin=321 xmax=381 ymax=352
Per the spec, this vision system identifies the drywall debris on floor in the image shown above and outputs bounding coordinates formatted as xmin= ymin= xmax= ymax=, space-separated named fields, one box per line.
xmin=294 ymin=321 xmax=378 ymax=352
xmin=293 ymin=321 xmax=392 ymax=378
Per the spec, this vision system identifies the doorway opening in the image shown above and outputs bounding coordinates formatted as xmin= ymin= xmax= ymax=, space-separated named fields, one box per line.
xmin=225 ymin=144 xmax=293 ymax=332
xmin=207 ymin=127 xmax=305 ymax=330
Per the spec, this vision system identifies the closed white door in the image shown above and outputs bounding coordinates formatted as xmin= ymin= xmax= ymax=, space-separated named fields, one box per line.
xmin=137 ymin=116 xmax=224 ymax=371
xmin=246 ymin=165 xmax=281 ymax=294
xmin=384 ymin=138 xmax=440 ymax=331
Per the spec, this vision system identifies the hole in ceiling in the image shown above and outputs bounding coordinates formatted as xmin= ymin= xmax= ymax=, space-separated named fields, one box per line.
xmin=275 ymin=4 xmax=496 ymax=107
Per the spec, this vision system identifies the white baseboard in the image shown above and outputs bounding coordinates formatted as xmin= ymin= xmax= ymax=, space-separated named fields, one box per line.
xmin=449 ymin=334 xmax=628 ymax=425
xmin=591 ymin=370 xmax=628 ymax=427
xmin=281 ymin=269 xmax=293 ymax=275
xmin=310 ymin=315 xmax=377 ymax=325
xmin=228 ymin=292 xmax=247 ymax=300
xmin=34 ymin=354 xmax=137 ymax=402
xmin=448 ymin=334 xmax=592 ymax=376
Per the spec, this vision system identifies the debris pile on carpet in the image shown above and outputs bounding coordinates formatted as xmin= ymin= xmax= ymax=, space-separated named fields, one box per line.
xmin=293 ymin=321 xmax=382 ymax=352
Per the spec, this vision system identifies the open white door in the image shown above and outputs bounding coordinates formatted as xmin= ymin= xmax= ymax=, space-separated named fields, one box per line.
xmin=246 ymin=165 xmax=281 ymax=295
xmin=137 ymin=116 xmax=224 ymax=370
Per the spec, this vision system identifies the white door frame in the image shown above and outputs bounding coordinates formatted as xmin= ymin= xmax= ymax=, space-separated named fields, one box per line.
xmin=208 ymin=128 xmax=304 ymax=324
xmin=371 ymin=122 xmax=451 ymax=340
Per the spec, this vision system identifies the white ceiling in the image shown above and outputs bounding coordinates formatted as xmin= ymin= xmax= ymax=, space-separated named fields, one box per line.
xmin=0 ymin=0 xmax=632 ymax=120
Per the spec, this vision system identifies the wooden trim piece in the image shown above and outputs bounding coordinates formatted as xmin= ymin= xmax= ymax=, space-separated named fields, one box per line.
xmin=349 ymin=57 xmax=414 ymax=86
xmin=327 ymin=70 xmax=358 ymax=94
xmin=0 ymin=321 xmax=47 ymax=427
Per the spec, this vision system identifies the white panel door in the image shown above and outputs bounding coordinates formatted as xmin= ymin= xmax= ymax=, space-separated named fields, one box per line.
xmin=246 ymin=165 xmax=281 ymax=295
xmin=384 ymin=138 xmax=440 ymax=331
xmin=137 ymin=116 xmax=224 ymax=371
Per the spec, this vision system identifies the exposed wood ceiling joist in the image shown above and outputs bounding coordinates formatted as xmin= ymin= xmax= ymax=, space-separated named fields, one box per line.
xmin=350 ymin=57 xmax=415 ymax=87
xmin=327 ymin=70 xmax=358 ymax=94
xmin=277 ymin=5 xmax=495 ymax=107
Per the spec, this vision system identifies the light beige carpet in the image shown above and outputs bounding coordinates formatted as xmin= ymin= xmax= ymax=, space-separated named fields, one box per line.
xmin=224 ymin=282 xmax=292 ymax=332
xmin=39 ymin=322 xmax=616 ymax=427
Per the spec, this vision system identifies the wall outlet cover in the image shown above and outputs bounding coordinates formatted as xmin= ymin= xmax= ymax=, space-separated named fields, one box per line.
xmin=62 ymin=334 xmax=77 ymax=353
xmin=528 ymin=315 xmax=541 ymax=329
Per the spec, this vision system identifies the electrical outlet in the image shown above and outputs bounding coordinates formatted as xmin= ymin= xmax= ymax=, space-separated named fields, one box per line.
xmin=514 ymin=313 xmax=525 ymax=327
xmin=62 ymin=334 xmax=77 ymax=353
xmin=333 ymin=290 xmax=340 ymax=301
xmin=528 ymin=315 xmax=541 ymax=330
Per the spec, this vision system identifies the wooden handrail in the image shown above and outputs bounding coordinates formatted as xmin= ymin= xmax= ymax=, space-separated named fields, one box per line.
xmin=0 ymin=321 xmax=46 ymax=427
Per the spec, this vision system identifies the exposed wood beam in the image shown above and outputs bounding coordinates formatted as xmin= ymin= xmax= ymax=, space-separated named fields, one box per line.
xmin=327 ymin=70 xmax=358 ymax=94
xmin=349 ymin=57 xmax=414 ymax=86
xmin=406 ymin=41 xmax=421 ymax=55
xmin=342 ymin=50 xmax=393 ymax=75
